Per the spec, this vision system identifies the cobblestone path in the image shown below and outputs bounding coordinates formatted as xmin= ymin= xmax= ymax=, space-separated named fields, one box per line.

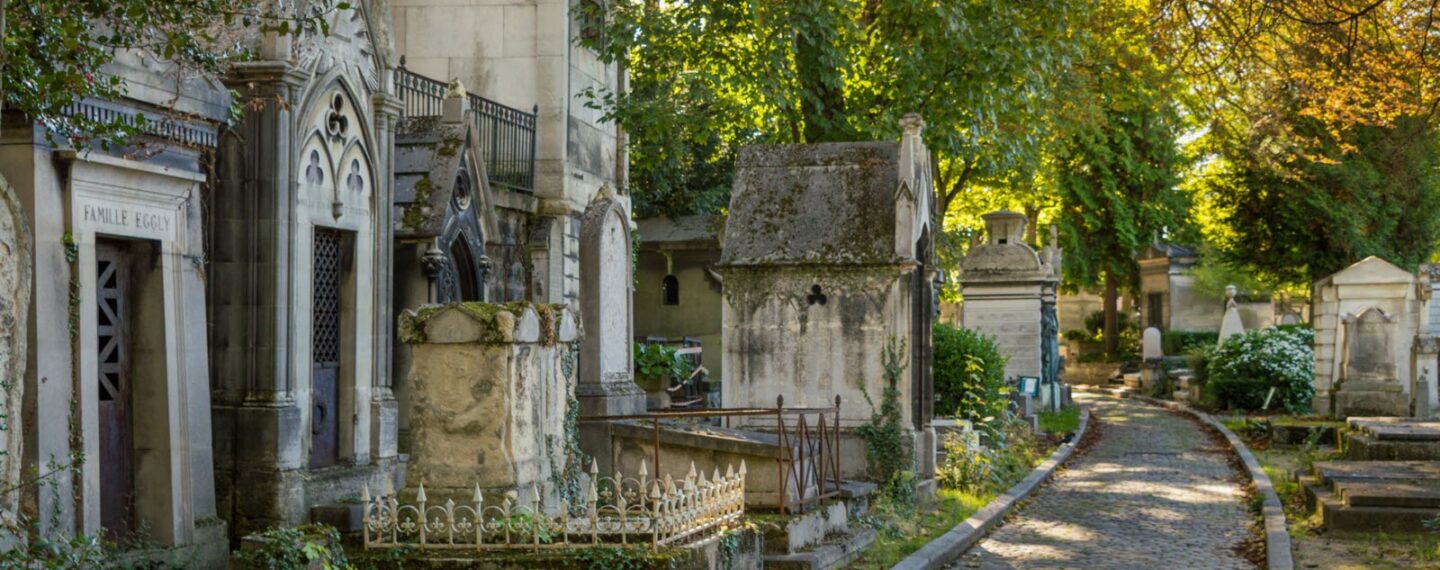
xmin=949 ymin=393 xmax=1255 ymax=570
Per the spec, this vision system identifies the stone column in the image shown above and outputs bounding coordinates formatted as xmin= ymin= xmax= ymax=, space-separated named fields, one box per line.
xmin=370 ymin=82 xmax=404 ymax=462
xmin=213 ymin=57 xmax=309 ymax=534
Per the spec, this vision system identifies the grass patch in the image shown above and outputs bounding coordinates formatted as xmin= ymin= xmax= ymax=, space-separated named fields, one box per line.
xmin=848 ymin=489 xmax=992 ymax=570
xmin=1268 ymin=415 xmax=1344 ymax=428
xmin=1038 ymin=405 xmax=1081 ymax=434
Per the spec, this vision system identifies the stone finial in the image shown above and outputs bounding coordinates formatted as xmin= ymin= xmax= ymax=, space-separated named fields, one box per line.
xmin=421 ymin=245 xmax=447 ymax=280
xmin=442 ymin=79 xmax=469 ymax=124
xmin=900 ymin=113 xmax=925 ymax=136
xmin=981 ymin=210 xmax=1028 ymax=246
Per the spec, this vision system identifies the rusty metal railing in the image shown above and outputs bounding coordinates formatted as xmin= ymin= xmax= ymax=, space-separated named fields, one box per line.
xmin=579 ymin=395 xmax=843 ymax=514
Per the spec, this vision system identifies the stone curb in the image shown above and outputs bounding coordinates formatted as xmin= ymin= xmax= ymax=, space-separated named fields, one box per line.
xmin=890 ymin=407 xmax=1091 ymax=570
xmin=1131 ymin=395 xmax=1295 ymax=570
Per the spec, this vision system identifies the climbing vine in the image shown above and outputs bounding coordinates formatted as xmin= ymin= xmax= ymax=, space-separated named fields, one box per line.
xmin=547 ymin=345 xmax=589 ymax=504
xmin=858 ymin=337 xmax=912 ymax=489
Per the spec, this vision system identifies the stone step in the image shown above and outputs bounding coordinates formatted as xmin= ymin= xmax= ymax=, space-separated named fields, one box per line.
xmin=1335 ymin=480 xmax=1440 ymax=508
xmin=1311 ymin=485 xmax=1440 ymax=534
xmin=1311 ymin=460 xmax=1440 ymax=484
xmin=1345 ymin=433 xmax=1440 ymax=461
xmin=762 ymin=527 xmax=877 ymax=570
xmin=1348 ymin=417 xmax=1440 ymax=441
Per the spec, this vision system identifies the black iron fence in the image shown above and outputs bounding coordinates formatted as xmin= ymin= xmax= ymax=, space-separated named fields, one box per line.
xmin=396 ymin=61 xmax=537 ymax=194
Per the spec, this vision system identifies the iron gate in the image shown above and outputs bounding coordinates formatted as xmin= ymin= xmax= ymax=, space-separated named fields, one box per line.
xmin=311 ymin=228 xmax=345 ymax=468
xmin=96 ymin=243 xmax=134 ymax=539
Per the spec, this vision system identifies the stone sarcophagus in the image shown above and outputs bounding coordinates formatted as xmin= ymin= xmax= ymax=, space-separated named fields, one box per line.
xmin=398 ymin=303 xmax=580 ymax=501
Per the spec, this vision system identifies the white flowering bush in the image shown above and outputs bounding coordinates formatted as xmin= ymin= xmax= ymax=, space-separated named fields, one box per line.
xmin=1206 ymin=326 xmax=1315 ymax=413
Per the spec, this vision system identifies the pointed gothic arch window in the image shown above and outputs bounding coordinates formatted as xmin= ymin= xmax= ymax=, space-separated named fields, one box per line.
xmin=450 ymin=237 xmax=482 ymax=302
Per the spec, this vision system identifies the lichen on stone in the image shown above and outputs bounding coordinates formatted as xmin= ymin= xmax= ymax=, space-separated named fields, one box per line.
xmin=399 ymin=301 xmax=572 ymax=345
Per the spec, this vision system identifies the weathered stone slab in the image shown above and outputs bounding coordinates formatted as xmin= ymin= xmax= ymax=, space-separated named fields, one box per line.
xmin=1314 ymin=460 xmax=1440 ymax=483
xmin=1335 ymin=481 xmax=1440 ymax=508
xmin=1349 ymin=417 xmax=1440 ymax=440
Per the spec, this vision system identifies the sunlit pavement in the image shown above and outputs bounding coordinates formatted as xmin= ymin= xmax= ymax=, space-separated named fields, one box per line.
xmin=948 ymin=393 xmax=1255 ymax=569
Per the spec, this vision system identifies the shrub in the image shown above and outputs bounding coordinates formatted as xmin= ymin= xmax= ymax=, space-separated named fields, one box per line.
xmin=932 ymin=324 xmax=1009 ymax=433
xmin=1205 ymin=327 xmax=1315 ymax=413
xmin=1161 ymin=330 xmax=1219 ymax=355
xmin=936 ymin=417 xmax=1042 ymax=495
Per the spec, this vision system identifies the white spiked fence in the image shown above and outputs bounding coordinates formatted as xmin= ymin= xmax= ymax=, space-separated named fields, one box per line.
xmin=363 ymin=460 xmax=746 ymax=552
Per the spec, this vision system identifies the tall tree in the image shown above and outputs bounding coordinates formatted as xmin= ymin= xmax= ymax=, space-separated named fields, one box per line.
xmin=1054 ymin=0 xmax=1188 ymax=359
xmin=581 ymin=0 xmax=1084 ymax=220
xmin=1159 ymin=0 xmax=1440 ymax=285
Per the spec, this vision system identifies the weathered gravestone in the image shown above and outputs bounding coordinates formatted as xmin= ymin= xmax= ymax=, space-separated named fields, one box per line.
xmin=1143 ymin=327 xmax=1163 ymax=360
xmin=1334 ymin=307 xmax=1408 ymax=416
xmin=576 ymin=188 xmax=647 ymax=417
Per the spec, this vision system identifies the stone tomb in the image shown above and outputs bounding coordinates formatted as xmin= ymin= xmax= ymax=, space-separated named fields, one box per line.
xmin=959 ymin=211 xmax=1066 ymax=414
xmin=398 ymin=302 xmax=579 ymax=504
xmin=1302 ymin=460 xmax=1440 ymax=534
xmin=1312 ymin=256 xmax=1429 ymax=417
xmin=716 ymin=114 xmax=937 ymax=481
xmin=1344 ymin=417 xmax=1440 ymax=461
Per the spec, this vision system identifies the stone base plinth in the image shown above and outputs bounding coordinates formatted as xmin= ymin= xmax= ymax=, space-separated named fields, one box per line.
xmin=576 ymin=381 xmax=648 ymax=416
xmin=1334 ymin=380 xmax=1409 ymax=417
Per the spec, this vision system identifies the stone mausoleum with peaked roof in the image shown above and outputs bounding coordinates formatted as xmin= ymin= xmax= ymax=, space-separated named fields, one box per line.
xmin=717 ymin=114 xmax=938 ymax=480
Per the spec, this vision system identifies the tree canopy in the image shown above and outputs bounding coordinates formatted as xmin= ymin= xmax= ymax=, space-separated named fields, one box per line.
xmin=581 ymin=0 xmax=1083 ymax=220
xmin=2 ymin=0 xmax=347 ymax=145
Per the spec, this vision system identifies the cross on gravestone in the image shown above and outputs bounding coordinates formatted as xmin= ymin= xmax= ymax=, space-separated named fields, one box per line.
xmin=306 ymin=150 xmax=325 ymax=185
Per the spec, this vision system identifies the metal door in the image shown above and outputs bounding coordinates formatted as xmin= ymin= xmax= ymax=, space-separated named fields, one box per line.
xmin=96 ymin=243 xmax=134 ymax=540
xmin=310 ymin=228 xmax=343 ymax=468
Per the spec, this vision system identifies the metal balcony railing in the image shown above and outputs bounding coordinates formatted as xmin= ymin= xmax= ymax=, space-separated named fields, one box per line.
xmin=396 ymin=60 xmax=537 ymax=194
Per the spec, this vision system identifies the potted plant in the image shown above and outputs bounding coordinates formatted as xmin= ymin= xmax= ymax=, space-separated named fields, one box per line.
xmin=633 ymin=342 xmax=694 ymax=409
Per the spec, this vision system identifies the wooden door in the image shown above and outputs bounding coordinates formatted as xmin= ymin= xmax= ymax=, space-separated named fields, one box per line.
xmin=96 ymin=243 xmax=134 ymax=540
xmin=310 ymin=228 xmax=343 ymax=468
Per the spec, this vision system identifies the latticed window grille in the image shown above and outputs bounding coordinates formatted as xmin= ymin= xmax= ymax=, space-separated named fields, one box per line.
xmin=97 ymin=260 xmax=123 ymax=401
xmin=313 ymin=228 xmax=344 ymax=365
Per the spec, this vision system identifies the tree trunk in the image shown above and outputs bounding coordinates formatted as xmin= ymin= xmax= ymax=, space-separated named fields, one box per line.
xmin=1104 ymin=271 xmax=1119 ymax=360
xmin=1024 ymin=205 xmax=1039 ymax=245
xmin=793 ymin=0 xmax=848 ymax=143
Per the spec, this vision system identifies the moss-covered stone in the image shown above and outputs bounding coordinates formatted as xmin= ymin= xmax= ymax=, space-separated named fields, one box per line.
xmin=399 ymin=301 xmax=574 ymax=346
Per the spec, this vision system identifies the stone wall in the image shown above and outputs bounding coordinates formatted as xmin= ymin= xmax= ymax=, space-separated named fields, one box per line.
xmin=399 ymin=302 xmax=580 ymax=500
xmin=721 ymin=267 xmax=917 ymax=428
xmin=0 ymin=173 xmax=31 ymax=527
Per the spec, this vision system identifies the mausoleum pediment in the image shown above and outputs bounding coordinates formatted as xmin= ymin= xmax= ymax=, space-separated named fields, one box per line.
xmin=1325 ymin=256 xmax=1418 ymax=286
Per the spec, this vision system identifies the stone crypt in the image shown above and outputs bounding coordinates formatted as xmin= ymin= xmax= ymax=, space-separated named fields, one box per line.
xmin=716 ymin=114 xmax=938 ymax=481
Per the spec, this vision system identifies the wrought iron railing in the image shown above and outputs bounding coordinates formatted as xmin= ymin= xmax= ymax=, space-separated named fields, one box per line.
xmin=362 ymin=461 xmax=745 ymax=552
xmin=395 ymin=59 xmax=538 ymax=194
xmin=579 ymin=395 xmax=843 ymax=515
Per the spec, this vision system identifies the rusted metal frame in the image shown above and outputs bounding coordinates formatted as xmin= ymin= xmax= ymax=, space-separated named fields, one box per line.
xmin=577 ymin=398 xmax=844 ymax=514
